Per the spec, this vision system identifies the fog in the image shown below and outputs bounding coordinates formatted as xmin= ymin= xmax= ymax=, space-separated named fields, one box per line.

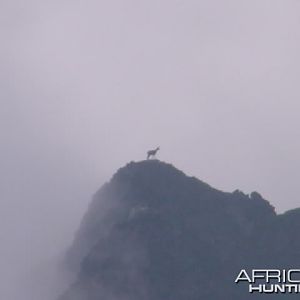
xmin=1 ymin=0 xmax=300 ymax=299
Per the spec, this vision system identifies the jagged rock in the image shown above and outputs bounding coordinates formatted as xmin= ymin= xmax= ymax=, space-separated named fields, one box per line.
xmin=60 ymin=160 xmax=299 ymax=300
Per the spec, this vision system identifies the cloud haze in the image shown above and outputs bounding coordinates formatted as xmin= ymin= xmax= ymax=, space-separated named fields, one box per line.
xmin=0 ymin=0 xmax=300 ymax=298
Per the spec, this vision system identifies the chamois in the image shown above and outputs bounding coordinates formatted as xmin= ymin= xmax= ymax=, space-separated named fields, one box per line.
xmin=147 ymin=147 xmax=160 ymax=160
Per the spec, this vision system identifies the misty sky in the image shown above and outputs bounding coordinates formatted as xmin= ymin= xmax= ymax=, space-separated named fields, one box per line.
xmin=1 ymin=0 xmax=300 ymax=299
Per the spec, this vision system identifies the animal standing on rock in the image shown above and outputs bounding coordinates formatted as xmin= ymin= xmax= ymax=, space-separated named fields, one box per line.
xmin=147 ymin=147 xmax=160 ymax=159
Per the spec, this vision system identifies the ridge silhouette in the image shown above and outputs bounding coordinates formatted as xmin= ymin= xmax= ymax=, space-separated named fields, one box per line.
xmin=60 ymin=160 xmax=300 ymax=300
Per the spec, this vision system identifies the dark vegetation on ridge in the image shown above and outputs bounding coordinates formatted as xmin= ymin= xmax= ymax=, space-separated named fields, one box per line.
xmin=60 ymin=160 xmax=300 ymax=300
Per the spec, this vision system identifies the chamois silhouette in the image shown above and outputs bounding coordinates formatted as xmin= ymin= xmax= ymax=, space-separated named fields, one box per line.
xmin=147 ymin=147 xmax=160 ymax=160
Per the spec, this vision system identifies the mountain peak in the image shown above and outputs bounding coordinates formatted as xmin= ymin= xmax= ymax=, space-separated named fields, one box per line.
xmin=60 ymin=161 xmax=292 ymax=300
xmin=110 ymin=159 xmax=213 ymax=194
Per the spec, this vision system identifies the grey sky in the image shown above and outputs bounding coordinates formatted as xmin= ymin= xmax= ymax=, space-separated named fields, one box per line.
xmin=1 ymin=0 xmax=300 ymax=299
